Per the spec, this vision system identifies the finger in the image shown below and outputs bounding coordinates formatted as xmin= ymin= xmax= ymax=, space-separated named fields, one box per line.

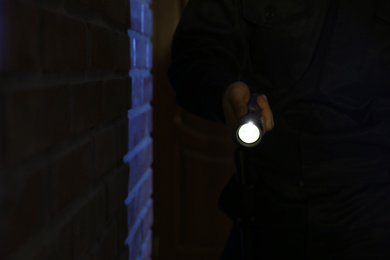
xmin=226 ymin=83 xmax=249 ymax=121
xmin=223 ymin=100 xmax=238 ymax=130
xmin=222 ymin=81 xmax=250 ymax=130
xmin=257 ymin=94 xmax=274 ymax=134
xmin=230 ymin=98 xmax=248 ymax=121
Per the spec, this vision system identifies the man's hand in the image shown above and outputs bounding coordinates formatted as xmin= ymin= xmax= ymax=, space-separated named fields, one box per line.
xmin=222 ymin=81 xmax=274 ymax=136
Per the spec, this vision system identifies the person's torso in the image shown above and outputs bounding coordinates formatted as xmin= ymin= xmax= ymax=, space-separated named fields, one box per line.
xmin=240 ymin=0 xmax=390 ymax=182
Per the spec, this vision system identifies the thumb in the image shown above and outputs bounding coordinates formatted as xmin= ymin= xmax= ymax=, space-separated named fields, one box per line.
xmin=231 ymin=98 xmax=248 ymax=120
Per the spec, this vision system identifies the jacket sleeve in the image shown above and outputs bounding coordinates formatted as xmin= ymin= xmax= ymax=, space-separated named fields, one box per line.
xmin=168 ymin=0 xmax=246 ymax=123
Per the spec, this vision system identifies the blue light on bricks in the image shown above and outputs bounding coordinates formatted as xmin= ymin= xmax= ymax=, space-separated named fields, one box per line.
xmin=132 ymin=38 xmax=137 ymax=68
xmin=125 ymin=199 xmax=153 ymax=244
xmin=126 ymin=1 xmax=154 ymax=258
xmin=141 ymin=4 xmax=145 ymax=34
xmin=136 ymin=230 xmax=152 ymax=260
xmin=146 ymin=43 xmax=152 ymax=69
xmin=124 ymin=168 xmax=152 ymax=204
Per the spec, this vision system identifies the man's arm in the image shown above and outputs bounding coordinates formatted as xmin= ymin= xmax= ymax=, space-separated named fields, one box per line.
xmin=169 ymin=0 xmax=274 ymax=134
xmin=168 ymin=0 xmax=244 ymax=122
xmin=222 ymin=81 xmax=274 ymax=135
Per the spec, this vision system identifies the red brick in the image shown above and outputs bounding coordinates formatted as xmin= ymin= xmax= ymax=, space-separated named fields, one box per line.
xmin=70 ymin=81 xmax=104 ymax=135
xmin=103 ymin=0 xmax=130 ymax=27
xmin=126 ymin=198 xmax=136 ymax=238
xmin=0 ymin=1 xmax=40 ymax=72
xmin=91 ymin=222 xmax=117 ymax=260
xmin=42 ymin=11 xmax=87 ymax=70
xmin=51 ymin=139 xmax=94 ymax=214
xmin=0 ymin=101 xmax=4 ymax=166
xmin=94 ymin=126 xmax=116 ymax=177
xmin=90 ymin=25 xmax=117 ymax=70
xmin=72 ymin=187 xmax=106 ymax=258
xmin=117 ymin=34 xmax=131 ymax=70
xmin=103 ymin=79 xmax=128 ymax=121
xmin=14 ymin=0 xmax=36 ymax=4
xmin=0 ymin=166 xmax=49 ymax=258
xmin=117 ymin=249 xmax=129 ymax=260
xmin=3 ymin=86 xmax=71 ymax=165
xmin=116 ymin=117 xmax=129 ymax=163
xmin=31 ymin=220 xmax=73 ymax=260
xmin=106 ymin=165 xmax=129 ymax=220
xmin=76 ymin=0 xmax=103 ymax=11
xmin=116 ymin=205 xmax=129 ymax=251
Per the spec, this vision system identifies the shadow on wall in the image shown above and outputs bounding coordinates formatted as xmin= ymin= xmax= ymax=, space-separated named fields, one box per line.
xmin=0 ymin=0 xmax=154 ymax=259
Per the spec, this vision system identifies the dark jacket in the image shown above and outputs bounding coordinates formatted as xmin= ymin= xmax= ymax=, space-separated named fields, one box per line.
xmin=169 ymin=0 xmax=390 ymax=257
xmin=169 ymin=0 xmax=390 ymax=181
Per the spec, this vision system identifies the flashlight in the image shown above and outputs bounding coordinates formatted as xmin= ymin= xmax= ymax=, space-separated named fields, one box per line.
xmin=236 ymin=94 xmax=263 ymax=147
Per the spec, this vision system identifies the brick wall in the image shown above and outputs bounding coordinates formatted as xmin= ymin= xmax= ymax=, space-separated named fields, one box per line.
xmin=0 ymin=0 xmax=153 ymax=259
xmin=125 ymin=0 xmax=154 ymax=260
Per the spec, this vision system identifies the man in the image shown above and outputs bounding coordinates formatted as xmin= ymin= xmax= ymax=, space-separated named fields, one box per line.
xmin=168 ymin=0 xmax=390 ymax=258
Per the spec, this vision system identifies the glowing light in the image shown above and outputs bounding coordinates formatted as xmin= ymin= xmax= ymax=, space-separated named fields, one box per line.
xmin=237 ymin=121 xmax=260 ymax=144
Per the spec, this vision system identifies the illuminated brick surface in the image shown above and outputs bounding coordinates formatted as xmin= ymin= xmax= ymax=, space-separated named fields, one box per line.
xmin=0 ymin=0 xmax=153 ymax=259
